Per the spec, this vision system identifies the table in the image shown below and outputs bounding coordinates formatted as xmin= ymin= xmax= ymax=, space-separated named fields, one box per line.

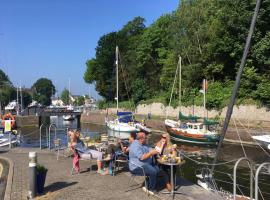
xmin=157 ymin=158 xmax=186 ymax=199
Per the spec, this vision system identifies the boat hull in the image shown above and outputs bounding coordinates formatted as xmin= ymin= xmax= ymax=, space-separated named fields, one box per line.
xmin=166 ymin=125 xmax=220 ymax=145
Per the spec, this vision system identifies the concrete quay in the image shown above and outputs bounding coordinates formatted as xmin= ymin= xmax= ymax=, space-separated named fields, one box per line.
xmin=0 ymin=147 xmax=221 ymax=200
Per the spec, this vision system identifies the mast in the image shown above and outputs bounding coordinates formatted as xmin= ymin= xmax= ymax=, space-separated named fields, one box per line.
xmin=203 ymin=79 xmax=206 ymax=118
xmin=116 ymin=46 xmax=119 ymax=112
xmin=20 ymin=84 xmax=23 ymax=112
xmin=179 ymin=56 xmax=182 ymax=114
xmin=16 ymin=85 xmax=19 ymax=115
xmin=68 ymin=78 xmax=71 ymax=105
xmin=211 ymin=0 xmax=262 ymax=173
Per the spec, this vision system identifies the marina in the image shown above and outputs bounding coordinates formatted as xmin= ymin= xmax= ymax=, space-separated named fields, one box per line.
xmin=1 ymin=0 xmax=270 ymax=199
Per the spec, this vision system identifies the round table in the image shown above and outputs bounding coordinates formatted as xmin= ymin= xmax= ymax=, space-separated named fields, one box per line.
xmin=157 ymin=159 xmax=186 ymax=199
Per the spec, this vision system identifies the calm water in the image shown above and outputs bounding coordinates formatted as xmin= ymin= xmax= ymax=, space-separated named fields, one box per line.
xmin=18 ymin=117 xmax=270 ymax=199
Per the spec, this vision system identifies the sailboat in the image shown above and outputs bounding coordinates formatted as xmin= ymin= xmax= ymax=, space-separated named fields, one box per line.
xmin=63 ymin=79 xmax=75 ymax=121
xmin=164 ymin=57 xmax=220 ymax=145
xmin=105 ymin=46 xmax=151 ymax=138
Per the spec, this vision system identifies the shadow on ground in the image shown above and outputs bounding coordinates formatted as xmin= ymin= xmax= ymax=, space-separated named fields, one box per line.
xmin=44 ymin=181 xmax=77 ymax=193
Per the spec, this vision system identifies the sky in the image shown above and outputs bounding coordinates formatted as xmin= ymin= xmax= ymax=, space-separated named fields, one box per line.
xmin=0 ymin=0 xmax=179 ymax=100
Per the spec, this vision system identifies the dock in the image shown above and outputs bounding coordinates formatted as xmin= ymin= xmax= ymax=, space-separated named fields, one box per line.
xmin=0 ymin=148 xmax=220 ymax=200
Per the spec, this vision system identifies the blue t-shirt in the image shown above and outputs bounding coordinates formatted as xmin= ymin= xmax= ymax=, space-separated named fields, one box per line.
xmin=129 ymin=140 xmax=153 ymax=171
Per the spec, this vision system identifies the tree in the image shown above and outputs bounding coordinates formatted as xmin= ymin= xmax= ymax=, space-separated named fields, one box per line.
xmin=61 ymin=88 xmax=70 ymax=105
xmin=0 ymin=69 xmax=16 ymax=109
xmin=75 ymin=96 xmax=85 ymax=106
xmin=31 ymin=78 xmax=55 ymax=106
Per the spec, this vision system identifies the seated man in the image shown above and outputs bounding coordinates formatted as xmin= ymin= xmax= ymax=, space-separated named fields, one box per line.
xmin=129 ymin=132 xmax=171 ymax=194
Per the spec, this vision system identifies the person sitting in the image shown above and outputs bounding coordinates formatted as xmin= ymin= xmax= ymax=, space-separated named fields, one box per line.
xmin=129 ymin=132 xmax=172 ymax=194
xmin=69 ymin=130 xmax=106 ymax=174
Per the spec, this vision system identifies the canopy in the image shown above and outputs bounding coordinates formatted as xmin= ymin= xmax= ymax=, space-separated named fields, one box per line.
xmin=117 ymin=111 xmax=133 ymax=123
xmin=179 ymin=112 xmax=200 ymax=121
xmin=203 ymin=118 xmax=219 ymax=125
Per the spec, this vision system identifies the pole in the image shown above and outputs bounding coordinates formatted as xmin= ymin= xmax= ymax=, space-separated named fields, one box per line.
xmin=20 ymin=85 xmax=23 ymax=113
xmin=203 ymin=79 xmax=206 ymax=119
xmin=28 ymin=152 xmax=37 ymax=199
xmin=16 ymin=85 xmax=19 ymax=116
xmin=116 ymin=46 xmax=119 ymax=112
xmin=179 ymin=56 xmax=182 ymax=114
xmin=211 ymin=0 xmax=262 ymax=173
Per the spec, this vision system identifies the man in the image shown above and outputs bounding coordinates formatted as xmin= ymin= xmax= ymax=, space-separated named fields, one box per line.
xmin=129 ymin=132 xmax=171 ymax=194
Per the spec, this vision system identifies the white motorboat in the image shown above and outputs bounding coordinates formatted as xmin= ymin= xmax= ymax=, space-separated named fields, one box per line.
xmin=252 ymin=135 xmax=270 ymax=150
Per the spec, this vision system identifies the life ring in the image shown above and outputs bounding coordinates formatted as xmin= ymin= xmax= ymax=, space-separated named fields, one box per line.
xmin=1 ymin=113 xmax=15 ymax=128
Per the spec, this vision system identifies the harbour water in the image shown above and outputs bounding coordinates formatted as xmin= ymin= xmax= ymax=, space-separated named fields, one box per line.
xmin=17 ymin=116 xmax=270 ymax=199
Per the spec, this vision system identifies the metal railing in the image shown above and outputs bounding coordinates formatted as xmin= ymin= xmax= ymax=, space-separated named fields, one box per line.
xmin=233 ymin=157 xmax=253 ymax=200
xmin=48 ymin=123 xmax=57 ymax=149
xmin=39 ymin=124 xmax=48 ymax=149
xmin=255 ymin=162 xmax=270 ymax=200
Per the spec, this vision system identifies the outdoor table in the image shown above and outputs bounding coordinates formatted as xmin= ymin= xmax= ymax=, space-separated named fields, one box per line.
xmin=157 ymin=158 xmax=186 ymax=199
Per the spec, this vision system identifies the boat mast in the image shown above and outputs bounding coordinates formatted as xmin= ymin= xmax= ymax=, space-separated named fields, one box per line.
xmin=16 ymin=85 xmax=19 ymax=115
xmin=203 ymin=79 xmax=206 ymax=118
xmin=179 ymin=56 xmax=182 ymax=114
xmin=116 ymin=46 xmax=119 ymax=112
xmin=211 ymin=0 xmax=262 ymax=173
xmin=68 ymin=78 xmax=71 ymax=105
xmin=20 ymin=84 xmax=23 ymax=112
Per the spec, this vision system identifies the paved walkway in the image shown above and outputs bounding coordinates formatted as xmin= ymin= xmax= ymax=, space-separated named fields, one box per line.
xmin=0 ymin=148 xmax=220 ymax=200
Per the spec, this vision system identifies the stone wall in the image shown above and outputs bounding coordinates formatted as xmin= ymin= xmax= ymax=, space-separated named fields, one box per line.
xmin=135 ymin=103 xmax=270 ymax=122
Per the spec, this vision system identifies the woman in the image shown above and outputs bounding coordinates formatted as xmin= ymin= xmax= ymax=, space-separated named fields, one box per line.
xmin=69 ymin=130 xmax=105 ymax=174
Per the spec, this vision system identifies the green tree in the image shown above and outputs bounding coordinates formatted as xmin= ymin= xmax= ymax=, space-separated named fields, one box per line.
xmin=75 ymin=96 xmax=85 ymax=106
xmin=0 ymin=69 xmax=16 ymax=109
xmin=31 ymin=78 xmax=55 ymax=106
xmin=61 ymin=88 xmax=70 ymax=105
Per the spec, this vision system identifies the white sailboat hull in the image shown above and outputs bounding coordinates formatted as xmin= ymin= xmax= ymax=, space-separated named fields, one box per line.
xmin=106 ymin=120 xmax=139 ymax=133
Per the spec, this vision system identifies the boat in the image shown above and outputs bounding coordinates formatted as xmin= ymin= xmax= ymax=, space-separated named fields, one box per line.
xmin=63 ymin=114 xmax=75 ymax=121
xmin=251 ymin=135 xmax=270 ymax=150
xmin=105 ymin=46 xmax=151 ymax=137
xmin=165 ymin=118 xmax=220 ymax=145
xmin=164 ymin=57 xmax=220 ymax=145
xmin=0 ymin=131 xmax=19 ymax=147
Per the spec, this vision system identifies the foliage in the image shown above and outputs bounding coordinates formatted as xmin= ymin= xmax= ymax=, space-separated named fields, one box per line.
xmin=0 ymin=69 xmax=16 ymax=108
xmin=84 ymin=0 xmax=270 ymax=110
xmin=36 ymin=164 xmax=47 ymax=173
xmin=31 ymin=78 xmax=55 ymax=106
xmin=61 ymin=88 xmax=70 ymax=105
xmin=75 ymin=96 xmax=85 ymax=106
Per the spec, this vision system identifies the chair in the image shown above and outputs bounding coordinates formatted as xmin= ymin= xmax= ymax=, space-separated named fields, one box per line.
xmin=112 ymin=151 xmax=129 ymax=176
xmin=126 ymin=160 xmax=148 ymax=193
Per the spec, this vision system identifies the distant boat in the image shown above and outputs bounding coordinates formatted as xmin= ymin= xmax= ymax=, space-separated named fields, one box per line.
xmin=5 ymin=100 xmax=18 ymax=111
xmin=252 ymin=135 xmax=270 ymax=150
xmin=63 ymin=114 xmax=75 ymax=121
xmin=0 ymin=132 xmax=19 ymax=147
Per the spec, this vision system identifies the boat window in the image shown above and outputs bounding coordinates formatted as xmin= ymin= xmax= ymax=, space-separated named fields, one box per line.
xmin=199 ymin=124 xmax=203 ymax=129
xmin=188 ymin=125 xmax=192 ymax=129
xmin=194 ymin=125 xmax=198 ymax=129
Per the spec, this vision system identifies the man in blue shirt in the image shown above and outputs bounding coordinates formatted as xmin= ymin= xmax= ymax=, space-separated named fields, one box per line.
xmin=129 ymin=132 xmax=171 ymax=193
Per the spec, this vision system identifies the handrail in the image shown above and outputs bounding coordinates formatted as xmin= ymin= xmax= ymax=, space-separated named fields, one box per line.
xmin=233 ymin=157 xmax=253 ymax=200
xmin=255 ymin=162 xmax=270 ymax=200
xmin=48 ymin=123 xmax=57 ymax=149
xmin=39 ymin=124 xmax=47 ymax=149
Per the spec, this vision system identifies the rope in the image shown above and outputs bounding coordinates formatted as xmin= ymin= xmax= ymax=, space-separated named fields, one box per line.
xmin=179 ymin=151 xmax=238 ymax=166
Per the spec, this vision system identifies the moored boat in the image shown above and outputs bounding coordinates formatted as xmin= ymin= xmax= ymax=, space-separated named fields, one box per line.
xmin=165 ymin=118 xmax=220 ymax=145
xmin=251 ymin=135 xmax=270 ymax=150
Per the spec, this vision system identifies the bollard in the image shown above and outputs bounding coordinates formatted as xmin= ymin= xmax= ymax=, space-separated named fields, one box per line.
xmin=28 ymin=152 xmax=37 ymax=199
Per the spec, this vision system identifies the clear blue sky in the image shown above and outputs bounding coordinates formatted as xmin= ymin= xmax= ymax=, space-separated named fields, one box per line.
xmin=0 ymin=0 xmax=179 ymax=100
